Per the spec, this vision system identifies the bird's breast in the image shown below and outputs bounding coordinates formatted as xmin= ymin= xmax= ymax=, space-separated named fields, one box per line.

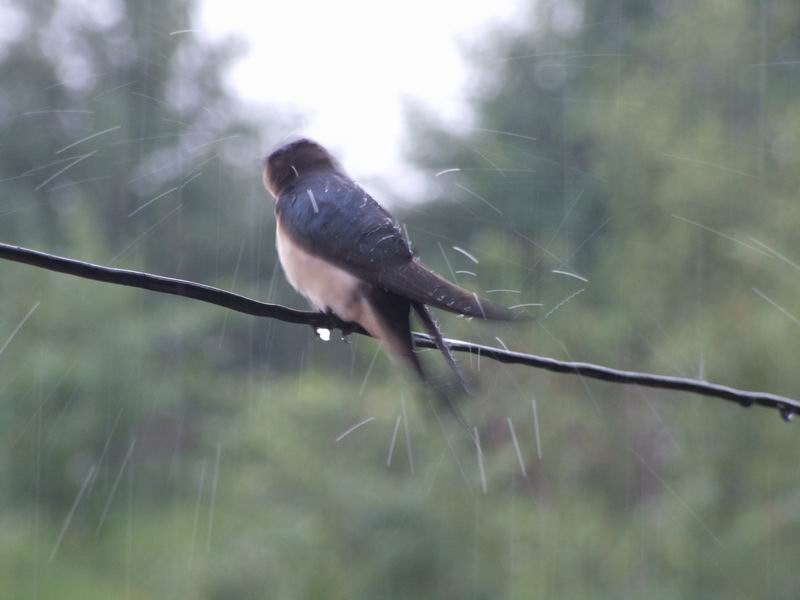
xmin=275 ymin=221 xmax=365 ymax=321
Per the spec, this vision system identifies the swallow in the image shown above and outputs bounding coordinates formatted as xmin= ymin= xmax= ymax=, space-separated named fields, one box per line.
xmin=262 ymin=138 xmax=517 ymax=404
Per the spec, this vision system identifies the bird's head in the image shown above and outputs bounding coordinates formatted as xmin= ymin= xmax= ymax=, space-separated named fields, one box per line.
xmin=262 ymin=138 xmax=339 ymax=199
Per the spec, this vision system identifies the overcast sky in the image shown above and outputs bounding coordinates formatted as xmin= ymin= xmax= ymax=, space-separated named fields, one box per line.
xmin=199 ymin=0 xmax=522 ymax=194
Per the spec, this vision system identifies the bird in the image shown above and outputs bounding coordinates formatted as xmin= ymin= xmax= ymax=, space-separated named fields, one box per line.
xmin=262 ymin=138 xmax=518 ymax=411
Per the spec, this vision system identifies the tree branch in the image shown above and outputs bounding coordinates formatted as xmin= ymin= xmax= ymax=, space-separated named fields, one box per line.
xmin=1 ymin=241 xmax=797 ymax=420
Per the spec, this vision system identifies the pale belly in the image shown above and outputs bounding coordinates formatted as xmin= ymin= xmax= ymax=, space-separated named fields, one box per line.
xmin=275 ymin=222 xmax=412 ymax=364
xmin=275 ymin=222 xmax=365 ymax=322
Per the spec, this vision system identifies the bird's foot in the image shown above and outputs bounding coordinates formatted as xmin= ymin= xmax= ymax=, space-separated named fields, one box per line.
xmin=315 ymin=310 xmax=357 ymax=342
xmin=337 ymin=320 xmax=358 ymax=342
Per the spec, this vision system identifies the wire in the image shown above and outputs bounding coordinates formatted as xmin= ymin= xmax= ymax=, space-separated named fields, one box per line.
xmin=1 ymin=241 xmax=797 ymax=421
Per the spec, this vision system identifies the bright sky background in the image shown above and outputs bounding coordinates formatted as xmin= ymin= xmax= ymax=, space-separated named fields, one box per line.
xmin=199 ymin=0 xmax=522 ymax=194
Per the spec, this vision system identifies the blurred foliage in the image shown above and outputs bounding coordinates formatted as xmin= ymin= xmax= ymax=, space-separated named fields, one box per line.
xmin=1 ymin=0 xmax=800 ymax=598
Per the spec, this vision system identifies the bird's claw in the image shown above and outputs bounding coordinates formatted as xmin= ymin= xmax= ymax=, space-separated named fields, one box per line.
xmin=338 ymin=321 xmax=358 ymax=342
xmin=315 ymin=310 xmax=357 ymax=342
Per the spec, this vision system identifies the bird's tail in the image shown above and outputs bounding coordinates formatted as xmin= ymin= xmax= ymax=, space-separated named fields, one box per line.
xmin=362 ymin=289 xmax=472 ymax=431
xmin=410 ymin=301 xmax=476 ymax=432
xmin=411 ymin=301 xmax=470 ymax=393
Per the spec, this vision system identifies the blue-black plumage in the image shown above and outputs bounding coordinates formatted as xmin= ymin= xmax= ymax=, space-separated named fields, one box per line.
xmin=262 ymin=138 xmax=517 ymax=396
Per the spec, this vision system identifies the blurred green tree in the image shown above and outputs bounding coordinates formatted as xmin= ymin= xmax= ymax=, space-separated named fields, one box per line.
xmin=0 ymin=0 xmax=278 ymax=513
xmin=1 ymin=0 xmax=800 ymax=598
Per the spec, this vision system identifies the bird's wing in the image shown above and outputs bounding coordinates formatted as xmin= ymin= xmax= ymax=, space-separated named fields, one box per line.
xmin=277 ymin=172 xmax=516 ymax=320
xmin=376 ymin=258 xmax=516 ymax=320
